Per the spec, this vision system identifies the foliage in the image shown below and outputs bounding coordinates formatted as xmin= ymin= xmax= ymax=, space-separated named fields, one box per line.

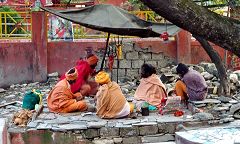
xmin=0 ymin=6 xmax=24 ymax=36
xmin=127 ymin=0 xmax=148 ymax=10
xmin=194 ymin=0 xmax=240 ymax=8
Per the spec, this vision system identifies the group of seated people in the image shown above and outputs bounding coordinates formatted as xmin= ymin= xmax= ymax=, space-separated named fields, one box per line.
xmin=47 ymin=54 xmax=208 ymax=119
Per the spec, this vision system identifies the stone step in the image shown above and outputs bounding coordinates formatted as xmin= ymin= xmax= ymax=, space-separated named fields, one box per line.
xmin=146 ymin=142 xmax=176 ymax=144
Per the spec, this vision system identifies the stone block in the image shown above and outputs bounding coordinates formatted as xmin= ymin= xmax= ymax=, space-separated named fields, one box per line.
xmin=87 ymin=121 xmax=107 ymax=128
xmin=113 ymin=137 xmax=123 ymax=144
xmin=37 ymin=123 xmax=53 ymax=130
xmin=126 ymin=69 xmax=139 ymax=79
xmin=139 ymin=52 xmax=152 ymax=60
xmin=111 ymin=69 xmax=126 ymax=80
xmin=189 ymin=99 xmax=221 ymax=105
xmin=146 ymin=61 xmax=157 ymax=68
xmin=122 ymin=119 xmax=141 ymax=125
xmin=126 ymin=52 xmax=139 ymax=60
xmin=158 ymin=59 xmax=169 ymax=68
xmin=229 ymin=103 xmax=240 ymax=115
xmin=131 ymin=60 xmax=144 ymax=69
xmin=119 ymin=60 xmax=131 ymax=68
xmin=93 ymin=139 xmax=114 ymax=144
xmin=27 ymin=121 xmax=39 ymax=128
xmin=152 ymin=53 xmax=164 ymax=60
xmin=141 ymin=134 xmax=175 ymax=143
xmin=83 ymin=129 xmax=100 ymax=139
xmin=158 ymin=123 xmax=176 ymax=134
xmin=192 ymin=112 xmax=214 ymax=121
xmin=100 ymin=127 xmax=119 ymax=137
xmin=120 ymin=126 xmax=139 ymax=137
xmin=139 ymin=125 xmax=158 ymax=136
xmin=122 ymin=137 xmax=141 ymax=144
xmin=122 ymin=42 xmax=134 ymax=52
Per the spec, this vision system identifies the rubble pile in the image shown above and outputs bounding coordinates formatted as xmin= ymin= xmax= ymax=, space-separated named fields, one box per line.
xmin=158 ymin=62 xmax=240 ymax=122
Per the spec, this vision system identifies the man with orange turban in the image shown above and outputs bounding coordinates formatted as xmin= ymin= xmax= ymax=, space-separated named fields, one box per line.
xmin=47 ymin=68 xmax=88 ymax=113
xmin=95 ymin=71 xmax=134 ymax=119
xmin=61 ymin=54 xmax=99 ymax=97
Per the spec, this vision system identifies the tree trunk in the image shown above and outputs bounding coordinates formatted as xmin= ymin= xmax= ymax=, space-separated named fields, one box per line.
xmin=194 ymin=35 xmax=230 ymax=96
xmin=140 ymin=0 xmax=240 ymax=57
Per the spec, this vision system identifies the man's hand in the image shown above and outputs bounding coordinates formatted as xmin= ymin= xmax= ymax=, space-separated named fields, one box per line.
xmin=76 ymin=96 xmax=85 ymax=101
xmin=74 ymin=92 xmax=82 ymax=97
xmin=74 ymin=92 xmax=84 ymax=101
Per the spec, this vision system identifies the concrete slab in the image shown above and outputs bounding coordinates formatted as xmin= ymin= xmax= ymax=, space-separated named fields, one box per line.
xmin=176 ymin=127 xmax=240 ymax=144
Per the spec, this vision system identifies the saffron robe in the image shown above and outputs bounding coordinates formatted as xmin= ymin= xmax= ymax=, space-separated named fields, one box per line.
xmin=47 ymin=79 xmax=87 ymax=113
xmin=96 ymin=81 xmax=127 ymax=118
xmin=134 ymin=74 xmax=167 ymax=107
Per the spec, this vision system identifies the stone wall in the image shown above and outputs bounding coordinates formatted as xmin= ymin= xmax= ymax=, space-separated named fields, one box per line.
xmin=10 ymin=118 xmax=223 ymax=144
xmin=96 ymin=41 xmax=176 ymax=81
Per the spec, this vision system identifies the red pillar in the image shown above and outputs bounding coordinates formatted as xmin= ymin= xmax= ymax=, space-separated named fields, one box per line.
xmin=31 ymin=11 xmax=48 ymax=82
xmin=176 ymin=30 xmax=192 ymax=64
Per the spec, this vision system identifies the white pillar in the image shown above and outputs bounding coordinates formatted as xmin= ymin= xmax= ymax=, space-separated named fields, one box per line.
xmin=0 ymin=119 xmax=7 ymax=144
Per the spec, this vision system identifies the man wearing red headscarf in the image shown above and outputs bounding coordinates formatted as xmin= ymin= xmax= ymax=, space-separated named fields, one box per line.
xmin=61 ymin=54 xmax=99 ymax=97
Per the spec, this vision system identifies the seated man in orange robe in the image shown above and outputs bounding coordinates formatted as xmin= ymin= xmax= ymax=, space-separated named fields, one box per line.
xmin=47 ymin=67 xmax=88 ymax=113
xmin=95 ymin=71 xmax=134 ymax=119
xmin=134 ymin=64 xmax=167 ymax=111
xmin=61 ymin=54 xmax=99 ymax=97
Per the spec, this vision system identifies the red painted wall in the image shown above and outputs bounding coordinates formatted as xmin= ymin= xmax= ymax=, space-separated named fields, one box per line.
xmin=0 ymin=43 xmax=34 ymax=87
xmin=47 ymin=41 xmax=105 ymax=75
xmin=191 ymin=41 xmax=225 ymax=64
xmin=0 ymin=12 xmax=229 ymax=88
xmin=132 ymin=38 xmax=177 ymax=59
